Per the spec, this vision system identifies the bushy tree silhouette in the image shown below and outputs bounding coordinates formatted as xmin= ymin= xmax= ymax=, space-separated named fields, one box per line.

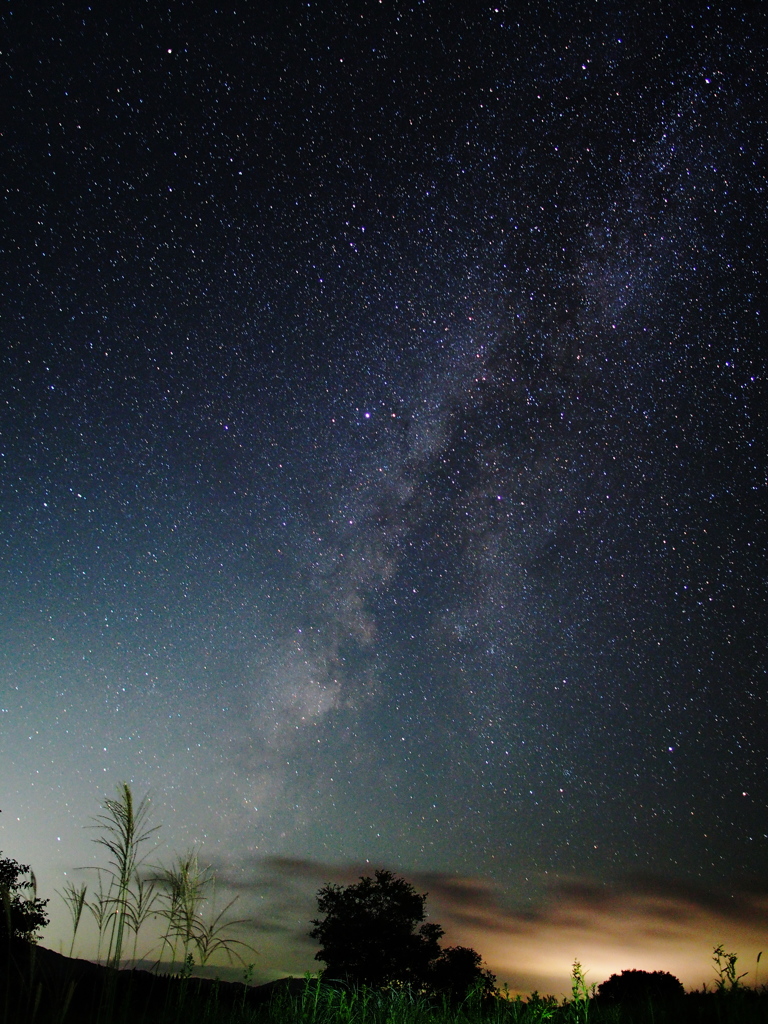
xmin=0 ymin=851 xmax=49 ymax=942
xmin=310 ymin=870 xmax=440 ymax=988
xmin=597 ymin=969 xmax=684 ymax=1006
xmin=310 ymin=868 xmax=494 ymax=997
xmin=428 ymin=944 xmax=497 ymax=1000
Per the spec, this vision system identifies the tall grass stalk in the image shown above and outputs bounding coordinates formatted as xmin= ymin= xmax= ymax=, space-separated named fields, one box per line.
xmin=155 ymin=850 xmax=212 ymax=968
xmin=56 ymin=881 xmax=88 ymax=957
xmin=85 ymin=868 xmax=112 ymax=964
xmin=124 ymin=869 xmax=158 ymax=965
xmin=154 ymin=851 xmax=256 ymax=973
xmin=569 ymin=961 xmax=594 ymax=1023
xmin=713 ymin=944 xmax=748 ymax=991
xmin=88 ymin=782 xmax=160 ymax=969
xmin=189 ymin=879 xmax=255 ymax=968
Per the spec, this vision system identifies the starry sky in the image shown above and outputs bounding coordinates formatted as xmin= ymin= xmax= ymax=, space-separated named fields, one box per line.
xmin=1 ymin=0 xmax=767 ymax=996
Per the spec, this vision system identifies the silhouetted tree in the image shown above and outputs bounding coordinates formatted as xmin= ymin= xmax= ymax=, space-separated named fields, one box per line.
xmin=309 ymin=868 xmax=494 ymax=996
xmin=597 ymin=969 xmax=684 ymax=1006
xmin=310 ymin=870 xmax=441 ymax=987
xmin=0 ymin=852 xmax=49 ymax=942
xmin=428 ymin=944 xmax=497 ymax=1001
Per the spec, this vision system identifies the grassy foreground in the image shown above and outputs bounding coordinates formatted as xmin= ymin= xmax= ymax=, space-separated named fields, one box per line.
xmin=3 ymin=940 xmax=768 ymax=1024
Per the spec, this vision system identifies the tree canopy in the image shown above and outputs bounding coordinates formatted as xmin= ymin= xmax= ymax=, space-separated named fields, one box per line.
xmin=309 ymin=868 xmax=494 ymax=996
xmin=597 ymin=969 xmax=685 ymax=1005
xmin=427 ymin=944 xmax=496 ymax=1001
xmin=0 ymin=852 xmax=49 ymax=943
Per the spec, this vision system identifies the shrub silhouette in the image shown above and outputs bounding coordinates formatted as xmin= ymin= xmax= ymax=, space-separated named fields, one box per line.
xmin=597 ymin=969 xmax=684 ymax=1005
xmin=428 ymin=944 xmax=497 ymax=1000
xmin=310 ymin=868 xmax=493 ymax=997
xmin=0 ymin=851 xmax=49 ymax=942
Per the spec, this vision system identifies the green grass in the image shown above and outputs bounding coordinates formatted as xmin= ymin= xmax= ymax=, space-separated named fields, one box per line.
xmin=4 ymin=954 xmax=768 ymax=1024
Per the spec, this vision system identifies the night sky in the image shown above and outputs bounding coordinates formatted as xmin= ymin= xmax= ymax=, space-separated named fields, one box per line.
xmin=2 ymin=1 xmax=767 ymax=995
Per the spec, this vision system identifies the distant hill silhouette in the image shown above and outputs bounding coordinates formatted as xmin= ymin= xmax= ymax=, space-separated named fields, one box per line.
xmin=0 ymin=937 xmax=313 ymax=1024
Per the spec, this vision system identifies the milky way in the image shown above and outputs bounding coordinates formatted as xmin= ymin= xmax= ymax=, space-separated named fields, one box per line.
xmin=1 ymin=1 xmax=766 ymax=986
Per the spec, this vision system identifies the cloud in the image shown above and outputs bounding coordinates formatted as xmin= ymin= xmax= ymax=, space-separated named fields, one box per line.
xmin=419 ymin=872 xmax=768 ymax=997
xmin=218 ymin=858 xmax=768 ymax=997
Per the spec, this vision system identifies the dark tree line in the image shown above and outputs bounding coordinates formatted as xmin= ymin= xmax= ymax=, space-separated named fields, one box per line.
xmin=310 ymin=869 xmax=496 ymax=998
xmin=597 ymin=969 xmax=685 ymax=1005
